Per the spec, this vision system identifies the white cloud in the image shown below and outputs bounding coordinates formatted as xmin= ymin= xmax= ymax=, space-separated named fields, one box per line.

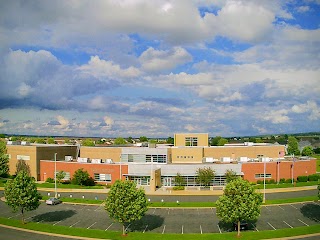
xmin=204 ymin=0 xmax=275 ymax=42
xmin=260 ymin=109 xmax=290 ymax=124
xmin=139 ymin=47 xmax=192 ymax=73
xmin=296 ymin=6 xmax=310 ymax=13
xmin=56 ymin=115 xmax=69 ymax=129
xmin=78 ymin=56 xmax=141 ymax=79
xmin=291 ymin=101 xmax=320 ymax=120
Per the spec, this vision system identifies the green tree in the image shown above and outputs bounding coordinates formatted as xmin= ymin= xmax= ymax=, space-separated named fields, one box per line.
xmin=15 ymin=160 xmax=31 ymax=176
xmin=301 ymin=146 xmax=314 ymax=156
xmin=64 ymin=138 xmax=71 ymax=144
xmin=47 ymin=138 xmax=55 ymax=144
xmin=217 ymin=138 xmax=228 ymax=146
xmin=127 ymin=136 xmax=133 ymax=143
xmin=4 ymin=170 xmax=41 ymax=224
xmin=225 ymin=169 xmax=238 ymax=183
xmin=71 ymin=168 xmax=90 ymax=185
xmin=56 ymin=170 xmax=66 ymax=184
xmin=166 ymin=136 xmax=174 ymax=144
xmin=210 ymin=136 xmax=222 ymax=146
xmin=0 ymin=141 xmax=9 ymax=177
xmin=81 ymin=139 xmax=95 ymax=146
xmin=216 ymin=178 xmax=263 ymax=237
xmin=196 ymin=167 xmax=215 ymax=187
xmin=105 ymin=180 xmax=148 ymax=235
xmin=35 ymin=138 xmax=46 ymax=144
xmin=287 ymin=136 xmax=300 ymax=155
xmin=174 ymin=173 xmax=185 ymax=187
xmin=139 ymin=136 xmax=148 ymax=142
xmin=114 ymin=137 xmax=127 ymax=145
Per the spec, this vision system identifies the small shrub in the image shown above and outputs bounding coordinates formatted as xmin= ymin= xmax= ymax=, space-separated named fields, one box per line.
xmin=62 ymin=180 xmax=71 ymax=184
xmin=285 ymin=179 xmax=293 ymax=183
xmin=308 ymin=174 xmax=320 ymax=182
xmin=257 ymin=180 xmax=262 ymax=184
xmin=84 ymin=177 xmax=95 ymax=186
xmin=280 ymin=178 xmax=285 ymax=183
xmin=173 ymin=186 xmax=185 ymax=190
xmin=297 ymin=176 xmax=308 ymax=182
xmin=105 ymin=183 xmax=112 ymax=188
xmin=46 ymin=177 xmax=54 ymax=183
xmin=268 ymin=179 xmax=276 ymax=184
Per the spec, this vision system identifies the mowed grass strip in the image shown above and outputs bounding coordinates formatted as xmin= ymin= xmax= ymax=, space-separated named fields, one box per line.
xmin=0 ymin=217 xmax=319 ymax=240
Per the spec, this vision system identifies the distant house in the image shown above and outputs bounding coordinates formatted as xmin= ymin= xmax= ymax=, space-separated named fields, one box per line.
xmin=298 ymin=140 xmax=312 ymax=152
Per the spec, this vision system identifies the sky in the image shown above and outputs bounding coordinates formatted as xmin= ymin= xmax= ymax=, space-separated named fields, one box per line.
xmin=0 ymin=0 xmax=319 ymax=138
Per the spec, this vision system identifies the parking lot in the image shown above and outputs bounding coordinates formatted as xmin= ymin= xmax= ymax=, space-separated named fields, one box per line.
xmin=1 ymin=200 xmax=319 ymax=234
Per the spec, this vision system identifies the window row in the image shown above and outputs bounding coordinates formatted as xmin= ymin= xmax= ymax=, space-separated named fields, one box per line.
xmin=177 ymin=156 xmax=194 ymax=159
xmin=94 ymin=173 xmax=112 ymax=182
xmin=255 ymin=173 xmax=272 ymax=178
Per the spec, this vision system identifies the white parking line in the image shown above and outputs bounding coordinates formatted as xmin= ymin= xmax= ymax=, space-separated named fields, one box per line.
xmin=143 ymin=225 xmax=148 ymax=233
xmin=197 ymin=208 xmax=200 ymax=215
xmin=182 ymin=225 xmax=184 ymax=234
xmin=162 ymin=225 xmax=166 ymax=234
xmin=277 ymin=205 xmax=284 ymax=210
xmin=264 ymin=206 xmax=271 ymax=211
xmin=267 ymin=222 xmax=276 ymax=230
xmin=217 ymin=224 xmax=222 ymax=233
xmin=53 ymin=220 xmax=61 ymax=226
xmin=298 ymin=219 xmax=309 ymax=226
xmin=251 ymin=223 xmax=259 ymax=232
xmin=87 ymin=222 xmax=97 ymax=229
xmin=152 ymin=209 xmax=156 ymax=214
xmin=69 ymin=220 xmax=80 ymax=228
xmin=125 ymin=223 xmax=131 ymax=232
xmin=290 ymin=204 xmax=298 ymax=209
xmin=79 ymin=206 xmax=86 ymax=211
xmin=283 ymin=221 xmax=293 ymax=228
xmin=105 ymin=223 xmax=113 ymax=231
xmin=94 ymin=205 xmax=102 ymax=211
xmin=8 ymin=213 xmax=21 ymax=219
xmin=200 ymin=225 xmax=203 ymax=234
xmin=167 ymin=209 xmax=170 ymax=215
xmin=211 ymin=208 xmax=214 ymax=214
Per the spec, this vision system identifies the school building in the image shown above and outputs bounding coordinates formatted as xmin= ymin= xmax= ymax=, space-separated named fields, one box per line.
xmin=5 ymin=133 xmax=316 ymax=191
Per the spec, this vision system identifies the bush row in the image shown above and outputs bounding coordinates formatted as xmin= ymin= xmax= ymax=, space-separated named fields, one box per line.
xmin=256 ymin=174 xmax=320 ymax=184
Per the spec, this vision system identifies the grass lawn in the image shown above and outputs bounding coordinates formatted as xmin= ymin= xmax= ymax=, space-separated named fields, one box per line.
xmin=0 ymin=217 xmax=319 ymax=240
xmin=36 ymin=182 xmax=104 ymax=189
xmin=254 ymin=181 xmax=318 ymax=189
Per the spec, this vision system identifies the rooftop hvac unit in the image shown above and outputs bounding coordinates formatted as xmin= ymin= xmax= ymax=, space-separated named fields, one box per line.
xmin=77 ymin=157 xmax=89 ymax=163
xmin=91 ymin=159 xmax=102 ymax=164
xmin=106 ymin=159 xmax=113 ymax=164
xmin=65 ymin=156 xmax=73 ymax=161
xmin=221 ymin=157 xmax=231 ymax=163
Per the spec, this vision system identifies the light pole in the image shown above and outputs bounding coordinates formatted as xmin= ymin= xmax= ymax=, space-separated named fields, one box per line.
xmin=119 ymin=154 xmax=122 ymax=181
xmin=54 ymin=153 xmax=57 ymax=198
xmin=263 ymin=160 xmax=266 ymax=203
xmin=291 ymin=154 xmax=294 ymax=185
xmin=277 ymin=159 xmax=280 ymax=184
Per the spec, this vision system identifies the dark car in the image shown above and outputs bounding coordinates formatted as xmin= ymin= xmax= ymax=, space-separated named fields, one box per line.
xmin=233 ymin=221 xmax=248 ymax=231
xmin=46 ymin=197 xmax=61 ymax=205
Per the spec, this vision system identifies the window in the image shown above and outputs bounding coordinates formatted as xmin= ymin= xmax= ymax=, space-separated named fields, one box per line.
xmin=94 ymin=173 xmax=111 ymax=182
xmin=17 ymin=155 xmax=30 ymax=160
xmin=255 ymin=173 xmax=272 ymax=179
xmin=257 ymin=154 xmax=264 ymax=158
xmin=185 ymin=137 xmax=198 ymax=146
xmin=146 ymin=155 xmax=167 ymax=163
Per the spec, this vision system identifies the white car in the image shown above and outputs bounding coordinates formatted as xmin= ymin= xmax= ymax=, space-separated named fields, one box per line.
xmin=46 ymin=197 xmax=61 ymax=205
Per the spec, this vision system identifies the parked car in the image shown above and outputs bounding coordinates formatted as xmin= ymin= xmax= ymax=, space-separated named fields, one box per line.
xmin=46 ymin=197 xmax=61 ymax=205
xmin=233 ymin=221 xmax=248 ymax=231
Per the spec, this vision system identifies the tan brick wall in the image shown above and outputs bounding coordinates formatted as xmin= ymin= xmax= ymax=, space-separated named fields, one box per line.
xmin=80 ymin=147 xmax=122 ymax=162
xmin=204 ymin=145 xmax=285 ymax=159
xmin=171 ymin=147 xmax=204 ymax=163
xmin=7 ymin=145 xmax=38 ymax=178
